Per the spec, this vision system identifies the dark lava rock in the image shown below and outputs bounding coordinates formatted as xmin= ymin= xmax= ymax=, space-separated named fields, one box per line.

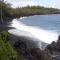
xmin=46 ymin=35 xmax=60 ymax=60
xmin=7 ymin=34 xmax=52 ymax=60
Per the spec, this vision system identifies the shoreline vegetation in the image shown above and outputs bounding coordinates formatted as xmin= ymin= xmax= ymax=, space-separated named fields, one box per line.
xmin=0 ymin=1 xmax=60 ymax=60
xmin=0 ymin=1 xmax=60 ymax=21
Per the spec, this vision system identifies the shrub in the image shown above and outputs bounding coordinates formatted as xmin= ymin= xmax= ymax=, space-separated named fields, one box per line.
xmin=0 ymin=31 xmax=17 ymax=60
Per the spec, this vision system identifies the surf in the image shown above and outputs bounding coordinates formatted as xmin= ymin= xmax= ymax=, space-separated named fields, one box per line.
xmin=8 ymin=18 xmax=59 ymax=45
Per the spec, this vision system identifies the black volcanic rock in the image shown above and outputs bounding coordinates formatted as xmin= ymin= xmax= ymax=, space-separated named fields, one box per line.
xmin=46 ymin=36 xmax=60 ymax=60
xmin=7 ymin=34 xmax=52 ymax=60
xmin=57 ymin=35 xmax=60 ymax=47
xmin=47 ymin=35 xmax=60 ymax=52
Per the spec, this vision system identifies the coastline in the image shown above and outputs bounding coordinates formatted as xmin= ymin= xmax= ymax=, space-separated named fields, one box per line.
xmin=0 ymin=14 xmax=60 ymax=60
xmin=0 ymin=14 xmax=60 ymax=44
xmin=0 ymin=13 xmax=60 ymax=36
xmin=0 ymin=14 xmax=60 ymax=40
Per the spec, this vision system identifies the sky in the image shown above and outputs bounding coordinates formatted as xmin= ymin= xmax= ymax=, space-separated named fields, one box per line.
xmin=4 ymin=0 xmax=60 ymax=9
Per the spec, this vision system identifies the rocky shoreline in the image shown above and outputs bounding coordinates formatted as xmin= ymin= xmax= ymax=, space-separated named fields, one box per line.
xmin=7 ymin=32 xmax=60 ymax=60
xmin=0 ymin=16 xmax=60 ymax=60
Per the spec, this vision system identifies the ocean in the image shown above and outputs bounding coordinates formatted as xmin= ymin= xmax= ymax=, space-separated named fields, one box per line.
xmin=8 ymin=14 xmax=60 ymax=48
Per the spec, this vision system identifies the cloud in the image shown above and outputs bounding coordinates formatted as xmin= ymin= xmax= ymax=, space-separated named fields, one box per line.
xmin=5 ymin=0 xmax=60 ymax=8
xmin=6 ymin=0 xmax=35 ymax=8
xmin=54 ymin=0 xmax=60 ymax=8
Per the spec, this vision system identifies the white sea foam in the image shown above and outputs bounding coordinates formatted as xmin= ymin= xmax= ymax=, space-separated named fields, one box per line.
xmin=8 ymin=18 xmax=59 ymax=44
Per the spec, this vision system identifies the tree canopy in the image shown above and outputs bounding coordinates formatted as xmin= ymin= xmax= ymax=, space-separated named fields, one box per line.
xmin=0 ymin=1 xmax=60 ymax=19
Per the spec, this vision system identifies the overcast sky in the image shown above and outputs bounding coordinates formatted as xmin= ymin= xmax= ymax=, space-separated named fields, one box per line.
xmin=4 ymin=0 xmax=60 ymax=9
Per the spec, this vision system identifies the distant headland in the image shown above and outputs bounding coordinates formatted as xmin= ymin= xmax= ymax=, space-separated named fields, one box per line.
xmin=0 ymin=1 xmax=60 ymax=21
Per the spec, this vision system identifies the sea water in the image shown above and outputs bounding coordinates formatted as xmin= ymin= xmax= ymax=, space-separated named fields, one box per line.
xmin=8 ymin=14 xmax=60 ymax=48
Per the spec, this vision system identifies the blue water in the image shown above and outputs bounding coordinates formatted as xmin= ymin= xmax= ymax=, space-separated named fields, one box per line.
xmin=8 ymin=14 xmax=60 ymax=48
xmin=20 ymin=14 xmax=60 ymax=33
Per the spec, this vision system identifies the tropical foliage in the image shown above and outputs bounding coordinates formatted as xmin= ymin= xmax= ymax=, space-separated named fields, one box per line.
xmin=0 ymin=1 xmax=60 ymax=19
xmin=0 ymin=31 xmax=17 ymax=60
